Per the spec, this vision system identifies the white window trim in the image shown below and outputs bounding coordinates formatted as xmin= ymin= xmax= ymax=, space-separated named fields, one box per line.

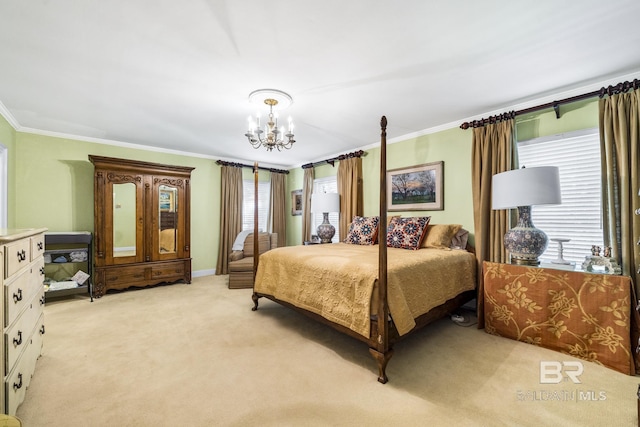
xmin=312 ymin=176 xmax=340 ymax=243
xmin=242 ymin=179 xmax=270 ymax=232
xmin=517 ymin=128 xmax=601 ymax=265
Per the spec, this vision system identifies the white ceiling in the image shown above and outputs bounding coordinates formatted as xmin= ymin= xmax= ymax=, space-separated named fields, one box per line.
xmin=1 ymin=1 xmax=640 ymax=169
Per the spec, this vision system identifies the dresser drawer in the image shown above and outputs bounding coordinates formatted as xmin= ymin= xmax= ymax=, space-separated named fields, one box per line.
xmin=5 ymin=316 xmax=42 ymax=416
xmin=4 ymin=239 xmax=31 ymax=279
xmin=5 ymin=258 xmax=44 ymax=328
xmin=31 ymin=313 xmax=45 ymax=360
xmin=104 ymin=265 xmax=149 ymax=287
xmin=151 ymin=261 xmax=185 ymax=281
xmin=5 ymin=287 xmax=45 ymax=376
xmin=30 ymin=233 xmax=45 ymax=262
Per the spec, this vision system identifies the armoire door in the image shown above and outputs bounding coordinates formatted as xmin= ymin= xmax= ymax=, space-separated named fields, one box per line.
xmin=151 ymin=175 xmax=187 ymax=261
xmin=103 ymin=171 xmax=145 ymax=265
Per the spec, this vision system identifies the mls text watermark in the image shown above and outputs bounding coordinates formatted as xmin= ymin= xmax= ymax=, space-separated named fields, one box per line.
xmin=516 ymin=361 xmax=607 ymax=402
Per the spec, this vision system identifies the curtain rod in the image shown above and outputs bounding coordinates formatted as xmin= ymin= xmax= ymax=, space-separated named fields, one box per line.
xmin=301 ymin=150 xmax=366 ymax=169
xmin=215 ymin=160 xmax=289 ymax=174
xmin=460 ymin=79 xmax=640 ymax=129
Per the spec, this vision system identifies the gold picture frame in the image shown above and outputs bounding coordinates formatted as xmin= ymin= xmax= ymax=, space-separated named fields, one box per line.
xmin=291 ymin=189 xmax=303 ymax=216
xmin=387 ymin=161 xmax=444 ymax=211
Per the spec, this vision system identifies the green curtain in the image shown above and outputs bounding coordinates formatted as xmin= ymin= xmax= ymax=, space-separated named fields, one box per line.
xmin=599 ymin=88 xmax=640 ymax=291
xmin=471 ymin=118 xmax=516 ymax=327
xmin=267 ymin=171 xmax=286 ymax=245
xmin=215 ymin=165 xmax=243 ymax=275
xmin=301 ymin=167 xmax=315 ymax=243
xmin=337 ymin=157 xmax=363 ymax=242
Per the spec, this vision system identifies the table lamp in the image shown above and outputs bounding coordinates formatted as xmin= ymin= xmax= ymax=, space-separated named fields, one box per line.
xmin=311 ymin=192 xmax=340 ymax=243
xmin=492 ymin=166 xmax=561 ymax=265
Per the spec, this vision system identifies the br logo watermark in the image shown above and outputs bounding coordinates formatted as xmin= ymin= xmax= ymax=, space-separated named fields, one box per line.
xmin=516 ymin=360 xmax=607 ymax=402
xmin=539 ymin=361 xmax=583 ymax=384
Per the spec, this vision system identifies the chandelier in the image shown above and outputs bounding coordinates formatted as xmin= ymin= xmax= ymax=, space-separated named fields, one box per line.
xmin=244 ymin=89 xmax=295 ymax=151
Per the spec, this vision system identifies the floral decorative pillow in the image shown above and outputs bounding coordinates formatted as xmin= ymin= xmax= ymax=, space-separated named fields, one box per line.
xmin=374 ymin=215 xmax=400 ymax=244
xmin=386 ymin=216 xmax=431 ymax=250
xmin=344 ymin=216 xmax=380 ymax=245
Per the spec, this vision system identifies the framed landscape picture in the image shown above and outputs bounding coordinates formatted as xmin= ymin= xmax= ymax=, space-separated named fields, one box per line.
xmin=387 ymin=161 xmax=443 ymax=211
xmin=159 ymin=188 xmax=174 ymax=212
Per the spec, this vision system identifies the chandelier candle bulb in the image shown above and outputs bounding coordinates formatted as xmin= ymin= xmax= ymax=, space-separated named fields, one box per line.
xmin=247 ymin=117 xmax=253 ymax=134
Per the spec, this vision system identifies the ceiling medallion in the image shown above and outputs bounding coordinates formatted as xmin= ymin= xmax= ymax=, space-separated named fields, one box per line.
xmin=244 ymin=89 xmax=295 ymax=151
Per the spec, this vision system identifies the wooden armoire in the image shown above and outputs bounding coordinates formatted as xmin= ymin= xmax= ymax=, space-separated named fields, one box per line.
xmin=89 ymin=155 xmax=194 ymax=297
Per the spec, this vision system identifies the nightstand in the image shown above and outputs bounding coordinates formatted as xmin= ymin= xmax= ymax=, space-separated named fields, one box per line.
xmin=483 ymin=261 xmax=639 ymax=375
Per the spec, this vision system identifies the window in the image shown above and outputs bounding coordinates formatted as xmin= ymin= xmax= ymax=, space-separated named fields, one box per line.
xmin=517 ymin=129 xmax=602 ymax=264
xmin=312 ymin=176 xmax=340 ymax=243
xmin=242 ymin=180 xmax=270 ymax=232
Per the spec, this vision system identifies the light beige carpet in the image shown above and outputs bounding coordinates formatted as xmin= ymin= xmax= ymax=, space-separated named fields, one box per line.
xmin=16 ymin=275 xmax=639 ymax=426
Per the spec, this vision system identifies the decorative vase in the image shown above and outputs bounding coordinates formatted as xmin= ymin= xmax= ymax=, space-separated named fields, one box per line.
xmin=504 ymin=205 xmax=548 ymax=265
xmin=316 ymin=212 xmax=335 ymax=244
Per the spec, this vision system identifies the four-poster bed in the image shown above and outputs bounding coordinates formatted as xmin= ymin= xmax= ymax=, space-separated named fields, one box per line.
xmin=250 ymin=116 xmax=477 ymax=383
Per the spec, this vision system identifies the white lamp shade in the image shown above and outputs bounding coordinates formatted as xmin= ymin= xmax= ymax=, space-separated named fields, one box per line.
xmin=311 ymin=193 xmax=339 ymax=213
xmin=492 ymin=166 xmax=561 ymax=209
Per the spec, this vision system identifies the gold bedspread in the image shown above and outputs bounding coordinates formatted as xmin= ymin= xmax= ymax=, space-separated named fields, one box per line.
xmin=254 ymin=243 xmax=476 ymax=337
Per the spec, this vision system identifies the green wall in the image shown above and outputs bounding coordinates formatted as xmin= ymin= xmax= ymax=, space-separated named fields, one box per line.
xmin=286 ymin=167 xmax=304 ymax=245
xmin=516 ymin=99 xmax=598 ymax=140
xmin=363 ymin=126 xmax=474 ymax=224
xmin=284 ymin=99 xmax=600 ymax=247
xmin=13 ymin=132 xmax=220 ymax=274
xmin=283 ymin=127 xmax=475 ymax=246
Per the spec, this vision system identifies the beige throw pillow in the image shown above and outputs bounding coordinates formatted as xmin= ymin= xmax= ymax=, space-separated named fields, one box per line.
xmin=421 ymin=224 xmax=463 ymax=249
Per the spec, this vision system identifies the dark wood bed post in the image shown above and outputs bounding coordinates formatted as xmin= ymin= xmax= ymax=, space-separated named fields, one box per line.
xmin=252 ymin=162 xmax=260 ymax=309
xmin=369 ymin=116 xmax=393 ymax=384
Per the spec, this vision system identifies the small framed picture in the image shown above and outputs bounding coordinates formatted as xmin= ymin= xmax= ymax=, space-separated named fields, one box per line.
xmin=291 ymin=189 xmax=303 ymax=216
xmin=159 ymin=189 xmax=174 ymax=212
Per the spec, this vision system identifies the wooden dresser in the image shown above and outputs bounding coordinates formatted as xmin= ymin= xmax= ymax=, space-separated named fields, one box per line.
xmin=0 ymin=229 xmax=47 ymax=415
xmin=89 ymin=156 xmax=193 ymax=297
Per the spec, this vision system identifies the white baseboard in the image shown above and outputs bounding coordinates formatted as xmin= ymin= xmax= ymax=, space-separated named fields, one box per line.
xmin=193 ymin=269 xmax=215 ymax=278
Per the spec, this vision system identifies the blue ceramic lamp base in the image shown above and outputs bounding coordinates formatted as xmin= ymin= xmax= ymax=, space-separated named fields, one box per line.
xmin=504 ymin=205 xmax=548 ymax=266
xmin=316 ymin=212 xmax=335 ymax=244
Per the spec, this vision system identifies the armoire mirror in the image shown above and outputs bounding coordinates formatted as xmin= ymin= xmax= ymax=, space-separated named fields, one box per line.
xmin=159 ymin=184 xmax=178 ymax=254
xmin=113 ymin=182 xmax=137 ymax=257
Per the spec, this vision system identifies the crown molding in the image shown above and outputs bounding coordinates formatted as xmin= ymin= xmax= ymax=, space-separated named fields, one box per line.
xmin=0 ymin=100 xmax=20 ymax=130
xmin=21 ymin=127 xmax=292 ymax=169
xmin=3 ymin=71 xmax=640 ymax=171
